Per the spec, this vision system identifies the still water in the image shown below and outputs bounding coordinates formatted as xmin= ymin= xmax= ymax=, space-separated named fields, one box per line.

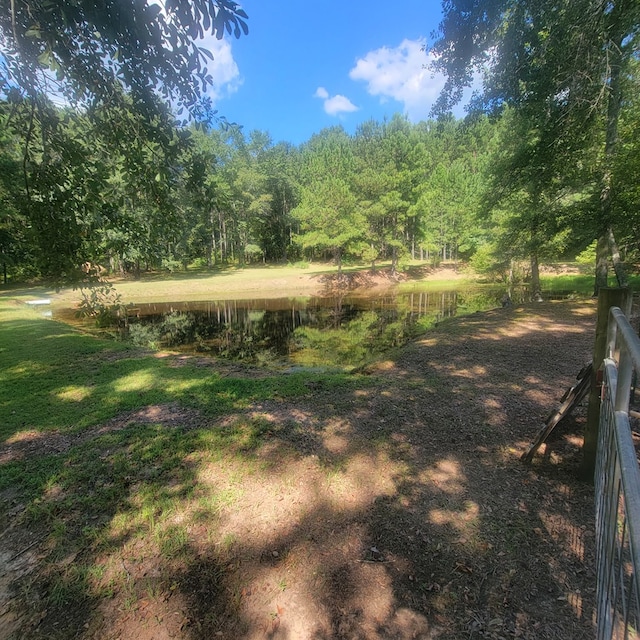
xmin=56 ymin=285 xmax=524 ymax=369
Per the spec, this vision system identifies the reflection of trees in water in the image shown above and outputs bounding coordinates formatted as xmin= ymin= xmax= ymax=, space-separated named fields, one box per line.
xmin=121 ymin=288 xmax=508 ymax=366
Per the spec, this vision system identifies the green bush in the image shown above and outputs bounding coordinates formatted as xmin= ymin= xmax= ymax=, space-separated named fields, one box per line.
xmin=575 ymin=241 xmax=597 ymax=274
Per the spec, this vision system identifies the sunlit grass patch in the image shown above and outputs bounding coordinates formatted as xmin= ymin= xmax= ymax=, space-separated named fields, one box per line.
xmin=54 ymin=385 xmax=93 ymax=402
xmin=6 ymin=419 xmax=256 ymax=623
xmin=0 ymin=360 xmax=53 ymax=380
xmin=193 ymin=487 xmax=241 ymax=521
xmin=539 ymin=274 xmax=593 ymax=292
xmin=156 ymin=524 xmax=190 ymax=558
xmin=112 ymin=369 xmax=157 ymax=393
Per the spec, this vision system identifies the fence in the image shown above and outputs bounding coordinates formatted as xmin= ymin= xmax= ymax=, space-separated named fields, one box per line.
xmin=595 ymin=306 xmax=640 ymax=639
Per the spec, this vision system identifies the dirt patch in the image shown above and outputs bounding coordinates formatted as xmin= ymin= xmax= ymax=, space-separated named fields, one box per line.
xmin=2 ymin=299 xmax=600 ymax=639
xmin=316 ymin=264 xmax=468 ymax=294
xmin=0 ymin=404 xmax=205 ymax=465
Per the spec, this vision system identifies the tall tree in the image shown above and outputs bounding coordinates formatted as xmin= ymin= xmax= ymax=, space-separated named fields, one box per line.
xmin=293 ymin=176 xmax=363 ymax=274
xmin=0 ymin=0 xmax=249 ymax=280
xmin=610 ymin=59 xmax=640 ymax=260
xmin=294 ymin=127 xmax=364 ymax=272
xmin=432 ymin=0 xmax=640 ymax=290
xmin=260 ymin=142 xmax=299 ymax=262
xmin=181 ymin=127 xmax=230 ymax=268
xmin=0 ymin=103 xmax=32 ymax=283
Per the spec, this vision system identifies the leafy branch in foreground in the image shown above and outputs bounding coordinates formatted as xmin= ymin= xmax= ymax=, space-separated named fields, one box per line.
xmin=0 ymin=0 xmax=248 ymax=117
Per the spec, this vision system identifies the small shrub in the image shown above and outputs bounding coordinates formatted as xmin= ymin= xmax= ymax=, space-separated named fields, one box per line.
xmin=128 ymin=323 xmax=161 ymax=349
xmin=161 ymin=256 xmax=183 ymax=273
xmin=244 ymin=244 xmax=263 ymax=263
xmin=76 ymin=280 xmax=123 ymax=327
xmin=575 ymin=241 xmax=597 ymax=274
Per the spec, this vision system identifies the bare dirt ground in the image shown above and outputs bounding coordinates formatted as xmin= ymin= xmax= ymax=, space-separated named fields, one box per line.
xmin=1 ymin=297 xmax=598 ymax=639
xmin=314 ymin=265 xmax=470 ymax=295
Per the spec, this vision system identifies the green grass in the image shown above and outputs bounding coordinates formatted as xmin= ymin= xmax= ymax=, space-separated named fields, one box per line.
xmin=539 ymin=274 xmax=594 ymax=293
xmin=540 ymin=272 xmax=640 ymax=293
xmin=0 ymin=295 xmax=369 ymax=631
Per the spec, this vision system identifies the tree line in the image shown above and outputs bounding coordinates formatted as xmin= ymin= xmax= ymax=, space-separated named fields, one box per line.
xmin=0 ymin=0 xmax=638 ymax=290
xmin=2 ymin=94 xmax=639 ymax=288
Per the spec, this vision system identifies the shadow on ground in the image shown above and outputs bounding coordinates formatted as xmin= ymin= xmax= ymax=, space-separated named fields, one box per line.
xmin=1 ymin=300 xmax=597 ymax=639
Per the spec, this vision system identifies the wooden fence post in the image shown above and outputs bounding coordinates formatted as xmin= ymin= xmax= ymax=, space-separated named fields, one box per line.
xmin=581 ymin=286 xmax=632 ymax=481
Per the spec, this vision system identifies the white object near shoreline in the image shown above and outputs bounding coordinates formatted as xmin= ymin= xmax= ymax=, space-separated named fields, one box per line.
xmin=25 ymin=299 xmax=51 ymax=306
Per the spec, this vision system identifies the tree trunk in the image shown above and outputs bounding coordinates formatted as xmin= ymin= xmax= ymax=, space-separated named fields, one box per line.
xmin=530 ymin=253 xmax=542 ymax=301
xmin=218 ymin=209 xmax=227 ymax=263
xmin=594 ymin=24 xmax=627 ymax=294
xmin=607 ymin=226 xmax=627 ymax=287
xmin=594 ymin=234 xmax=609 ymax=295
xmin=208 ymin=209 xmax=215 ymax=268
xmin=508 ymin=259 xmax=514 ymax=294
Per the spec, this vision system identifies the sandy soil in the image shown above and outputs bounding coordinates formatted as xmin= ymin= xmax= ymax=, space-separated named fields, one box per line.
xmin=1 ymin=297 xmax=598 ymax=640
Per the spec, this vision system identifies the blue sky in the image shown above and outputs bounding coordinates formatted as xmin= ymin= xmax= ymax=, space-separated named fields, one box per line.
xmin=200 ymin=0 xmax=472 ymax=145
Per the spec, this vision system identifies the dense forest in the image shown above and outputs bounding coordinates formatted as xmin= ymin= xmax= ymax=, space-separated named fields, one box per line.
xmin=0 ymin=0 xmax=639 ymax=293
xmin=2 ymin=96 xmax=639 ymax=288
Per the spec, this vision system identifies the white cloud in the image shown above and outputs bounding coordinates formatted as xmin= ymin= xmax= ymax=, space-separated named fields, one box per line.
xmin=349 ymin=39 xmax=446 ymax=121
xmin=314 ymin=86 xmax=359 ymax=117
xmin=197 ymin=36 xmax=243 ymax=102
xmin=324 ymin=94 xmax=359 ymax=116
xmin=151 ymin=0 xmax=243 ymax=105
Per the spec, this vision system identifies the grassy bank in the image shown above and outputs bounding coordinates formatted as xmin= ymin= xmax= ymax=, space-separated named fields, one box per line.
xmin=1 ymin=284 xmax=599 ymax=639
xmin=0 ymin=298 xmax=362 ymax=637
xmin=3 ymin=263 xmax=636 ymax=312
xmin=2 ymin=261 xmax=478 ymax=311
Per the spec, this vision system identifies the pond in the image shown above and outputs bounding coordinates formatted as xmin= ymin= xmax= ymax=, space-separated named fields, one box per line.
xmin=54 ymin=285 xmax=545 ymax=370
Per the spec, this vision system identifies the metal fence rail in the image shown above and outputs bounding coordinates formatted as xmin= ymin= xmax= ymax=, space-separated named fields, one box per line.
xmin=595 ymin=307 xmax=640 ymax=639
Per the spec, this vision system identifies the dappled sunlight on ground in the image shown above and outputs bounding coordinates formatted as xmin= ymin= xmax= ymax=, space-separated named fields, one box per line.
xmin=54 ymin=385 xmax=94 ymax=402
xmin=1 ymin=429 xmax=73 ymax=464
xmin=1 ymin=361 xmax=52 ymax=380
xmin=538 ymin=510 xmax=587 ymax=562
xmin=1 ymin=300 xmax=600 ymax=639
xmin=112 ymin=369 xmax=157 ymax=392
xmin=197 ymin=450 xmax=399 ymax=549
xmin=419 ymin=458 xmax=466 ymax=495
xmin=4 ymin=429 xmax=44 ymax=445
xmin=429 ymin=500 xmax=481 ymax=532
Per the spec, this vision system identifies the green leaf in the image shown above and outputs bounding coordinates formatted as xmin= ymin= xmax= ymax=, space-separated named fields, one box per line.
xmin=37 ymin=51 xmax=52 ymax=67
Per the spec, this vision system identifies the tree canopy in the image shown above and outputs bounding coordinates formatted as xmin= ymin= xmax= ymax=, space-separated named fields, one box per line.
xmin=0 ymin=0 xmax=639 ymax=288
xmin=0 ymin=0 xmax=248 ymax=117
xmin=431 ymin=0 xmax=640 ymax=289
